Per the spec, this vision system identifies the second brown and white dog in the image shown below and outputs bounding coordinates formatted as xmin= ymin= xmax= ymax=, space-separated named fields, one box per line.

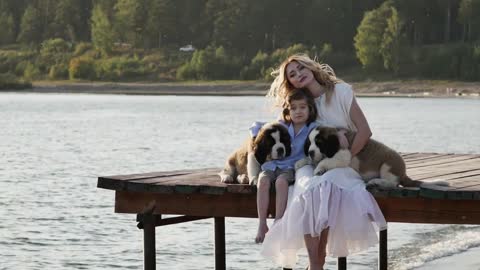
xmin=219 ymin=122 xmax=291 ymax=185
xmin=298 ymin=126 xmax=449 ymax=189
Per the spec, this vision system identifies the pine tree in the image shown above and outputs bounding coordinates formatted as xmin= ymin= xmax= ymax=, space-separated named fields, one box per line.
xmin=17 ymin=4 xmax=43 ymax=45
xmin=146 ymin=0 xmax=177 ymax=48
xmin=114 ymin=0 xmax=149 ymax=48
xmin=0 ymin=11 xmax=15 ymax=45
xmin=50 ymin=0 xmax=81 ymax=42
xmin=91 ymin=4 xmax=115 ymax=54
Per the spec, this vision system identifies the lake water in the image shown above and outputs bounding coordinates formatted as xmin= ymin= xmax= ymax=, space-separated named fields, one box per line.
xmin=1 ymin=93 xmax=480 ymax=270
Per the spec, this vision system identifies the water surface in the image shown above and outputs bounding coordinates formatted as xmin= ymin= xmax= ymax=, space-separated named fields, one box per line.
xmin=1 ymin=93 xmax=479 ymax=269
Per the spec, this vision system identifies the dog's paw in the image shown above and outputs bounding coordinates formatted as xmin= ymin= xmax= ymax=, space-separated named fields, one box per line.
xmin=366 ymin=178 xmax=395 ymax=190
xmin=219 ymin=174 xmax=234 ymax=183
xmin=313 ymin=166 xmax=327 ymax=176
xmin=237 ymin=174 xmax=249 ymax=184
xmin=295 ymin=157 xmax=313 ymax=170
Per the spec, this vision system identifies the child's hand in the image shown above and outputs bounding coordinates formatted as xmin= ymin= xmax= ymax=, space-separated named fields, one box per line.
xmin=295 ymin=157 xmax=313 ymax=170
xmin=337 ymin=130 xmax=349 ymax=149
xmin=249 ymin=121 xmax=266 ymax=138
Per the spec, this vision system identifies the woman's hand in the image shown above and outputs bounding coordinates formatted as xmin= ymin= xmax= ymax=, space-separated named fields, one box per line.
xmin=337 ymin=129 xmax=349 ymax=149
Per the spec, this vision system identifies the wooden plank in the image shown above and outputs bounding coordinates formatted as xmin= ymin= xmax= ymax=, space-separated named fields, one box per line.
xmin=404 ymin=153 xmax=455 ymax=163
xmin=401 ymin=153 xmax=437 ymax=160
xmin=155 ymin=216 xmax=211 ymax=226
xmin=411 ymin=169 xmax=480 ymax=181
xmin=115 ymin=191 xmax=276 ymax=218
xmin=376 ymin=197 xmax=480 ymax=224
xmin=400 ymin=152 xmax=419 ymax=157
xmin=102 ymin=169 xmax=192 ymax=181
xmin=404 ymin=153 xmax=459 ymax=163
xmin=114 ymin=191 xmax=480 ymax=224
xmin=98 ymin=171 xmax=193 ymax=190
xmin=385 ymin=187 xmax=420 ymax=198
xmin=101 ymin=169 xmax=227 ymax=194
xmin=407 ymin=155 xmax=480 ymax=169
xmin=225 ymin=184 xmax=257 ymax=194
xmin=407 ymin=160 xmax=480 ymax=177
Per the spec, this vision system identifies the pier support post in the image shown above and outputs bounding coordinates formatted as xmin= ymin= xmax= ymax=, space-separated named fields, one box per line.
xmin=379 ymin=229 xmax=387 ymax=270
xmin=142 ymin=213 xmax=156 ymax=270
xmin=214 ymin=217 xmax=226 ymax=270
xmin=338 ymin=257 xmax=347 ymax=270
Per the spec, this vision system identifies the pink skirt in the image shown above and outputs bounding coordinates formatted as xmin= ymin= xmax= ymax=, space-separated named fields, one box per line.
xmin=260 ymin=165 xmax=387 ymax=268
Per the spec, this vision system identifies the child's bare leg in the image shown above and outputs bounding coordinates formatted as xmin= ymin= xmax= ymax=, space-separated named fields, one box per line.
xmin=255 ymin=175 xmax=271 ymax=243
xmin=274 ymin=176 xmax=289 ymax=220
xmin=304 ymin=234 xmax=321 ymax=270
xmin=304 ymin=228 xmax=328 ymax=270
xmin=318 ymin=229 xmax=328 ymax=267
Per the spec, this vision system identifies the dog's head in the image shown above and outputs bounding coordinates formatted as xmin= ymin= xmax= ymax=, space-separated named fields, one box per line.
xmin=304 ymin=126 xmax=340 ymax=163
xmin=253 ymin=123 xmax=291 ymax=164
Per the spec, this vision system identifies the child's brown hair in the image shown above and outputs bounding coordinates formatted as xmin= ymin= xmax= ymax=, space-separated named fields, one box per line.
xmin=281 ymin=88 xmax=318 ymax=124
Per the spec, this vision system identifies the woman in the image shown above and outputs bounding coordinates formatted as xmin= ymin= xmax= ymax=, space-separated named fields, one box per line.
xmin=260 ymin=54 xmax=387 ymax=270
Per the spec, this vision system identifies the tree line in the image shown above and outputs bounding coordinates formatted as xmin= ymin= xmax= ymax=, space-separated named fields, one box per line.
xmin=1 ymin=0 xmax=480 ymax=83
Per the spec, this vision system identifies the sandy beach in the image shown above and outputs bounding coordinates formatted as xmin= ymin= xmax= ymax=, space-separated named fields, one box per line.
xmin=6 ymin=80 xmax=480 ymax=98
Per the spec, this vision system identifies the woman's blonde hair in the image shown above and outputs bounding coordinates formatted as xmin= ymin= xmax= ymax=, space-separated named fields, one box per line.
xmin=266 ymin=54 xmax=342 ymax=107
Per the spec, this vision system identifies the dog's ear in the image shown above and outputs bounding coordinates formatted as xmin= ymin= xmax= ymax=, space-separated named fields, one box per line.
xmin=253 ymin=133 xmax=268 ymax=164
xmin=304 ymin=135 xmax=311 ymax=156
xmin=279 ymin=126 xmax=292 ymax=157
xmin=253 ymin=140 xmax=267 ymax=164
xmin=323 ymin=134 xmax=340 ymax=158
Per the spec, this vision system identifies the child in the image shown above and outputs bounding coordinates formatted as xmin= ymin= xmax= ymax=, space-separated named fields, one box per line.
xmin=255 ymin=88 xmax=319 ymax=243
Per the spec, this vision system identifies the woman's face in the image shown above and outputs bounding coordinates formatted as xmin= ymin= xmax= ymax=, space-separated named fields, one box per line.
xmin=285 ymin=61 xmax=315 ymax=89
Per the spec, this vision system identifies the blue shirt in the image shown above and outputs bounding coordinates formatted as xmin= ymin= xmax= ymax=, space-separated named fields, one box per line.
xmin=260 ymin=121 xmax=318 ymax=171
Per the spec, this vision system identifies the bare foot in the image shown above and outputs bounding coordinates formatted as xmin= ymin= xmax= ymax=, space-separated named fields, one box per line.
xmin=255 ymin=223 xmax=269 ymax=243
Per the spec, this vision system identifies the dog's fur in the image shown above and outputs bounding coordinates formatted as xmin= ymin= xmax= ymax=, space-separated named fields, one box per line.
xmin=219 ymin=122 xmax=291 ymax=185
xmin=299 ymin=126 xmax=449 ymax=189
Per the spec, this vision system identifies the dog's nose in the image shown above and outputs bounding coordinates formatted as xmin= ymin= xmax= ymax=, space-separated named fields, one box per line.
xmin=277 ymin=148 xmax=284 ymax=157
xmin=309 ymin=150 xmax=315 ymax=159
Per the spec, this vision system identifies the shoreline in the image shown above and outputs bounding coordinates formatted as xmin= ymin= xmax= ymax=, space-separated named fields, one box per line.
xmin=2 ymin=80 xmax=480 ymax=98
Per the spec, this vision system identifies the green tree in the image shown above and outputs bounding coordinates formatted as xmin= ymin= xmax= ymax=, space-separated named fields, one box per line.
xmin=177 ymin=0 xmax=210 ymax=47
xmin=114 ymin=0 xmax=149 ymax=48
xmin=458 ymin=0 xmax=480 ymax=41
xmin=380 ymin=7 xmax=404 ymax=73
xmin=91 ymin=4 xmax=115 ymax=54
xmin=354 ymin=3 xmax=389 ymax=69
xmin=0 ymin=0 xmax=29 ymax=38
xmin=17 ymin=4 xmax=43 ymax=45
xmin=49 ymin=0 xmax=81 ymax=42
xmin=0 ymin=11 xmax=15 ymax=45
xmin=145 ymin=0 xmax=177 ymax=48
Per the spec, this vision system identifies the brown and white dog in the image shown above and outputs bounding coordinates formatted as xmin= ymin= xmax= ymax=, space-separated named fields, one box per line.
xmin=298 ymin=126 xmax=449 ymax=189
xmin=219 ymin=122 xmax=291 ymax=185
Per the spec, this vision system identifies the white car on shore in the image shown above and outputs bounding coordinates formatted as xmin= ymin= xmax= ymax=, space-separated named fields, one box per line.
xmin=179 ymin=44 xmax=195 ymax=52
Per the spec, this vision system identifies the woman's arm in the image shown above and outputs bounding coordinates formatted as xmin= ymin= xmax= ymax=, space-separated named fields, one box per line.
xmin=349 ymin=97 xmax=372 ymax=156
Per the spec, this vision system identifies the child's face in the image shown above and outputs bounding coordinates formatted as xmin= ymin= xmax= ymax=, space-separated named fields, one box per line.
xmin=288 ymin=99 xmax=309 ymax=125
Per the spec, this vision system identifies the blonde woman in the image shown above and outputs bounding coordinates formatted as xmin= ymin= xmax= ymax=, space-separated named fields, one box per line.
xmin=260 ymin=54 xmax=387 ymax=270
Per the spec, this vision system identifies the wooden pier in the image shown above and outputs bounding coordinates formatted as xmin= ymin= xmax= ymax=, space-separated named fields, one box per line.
xmin=97 ymin=153 xmax=480 ymax=270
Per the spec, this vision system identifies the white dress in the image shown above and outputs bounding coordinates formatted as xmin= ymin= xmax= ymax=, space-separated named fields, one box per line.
xmin=260 ymin=83 xmax=387 ymax=268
